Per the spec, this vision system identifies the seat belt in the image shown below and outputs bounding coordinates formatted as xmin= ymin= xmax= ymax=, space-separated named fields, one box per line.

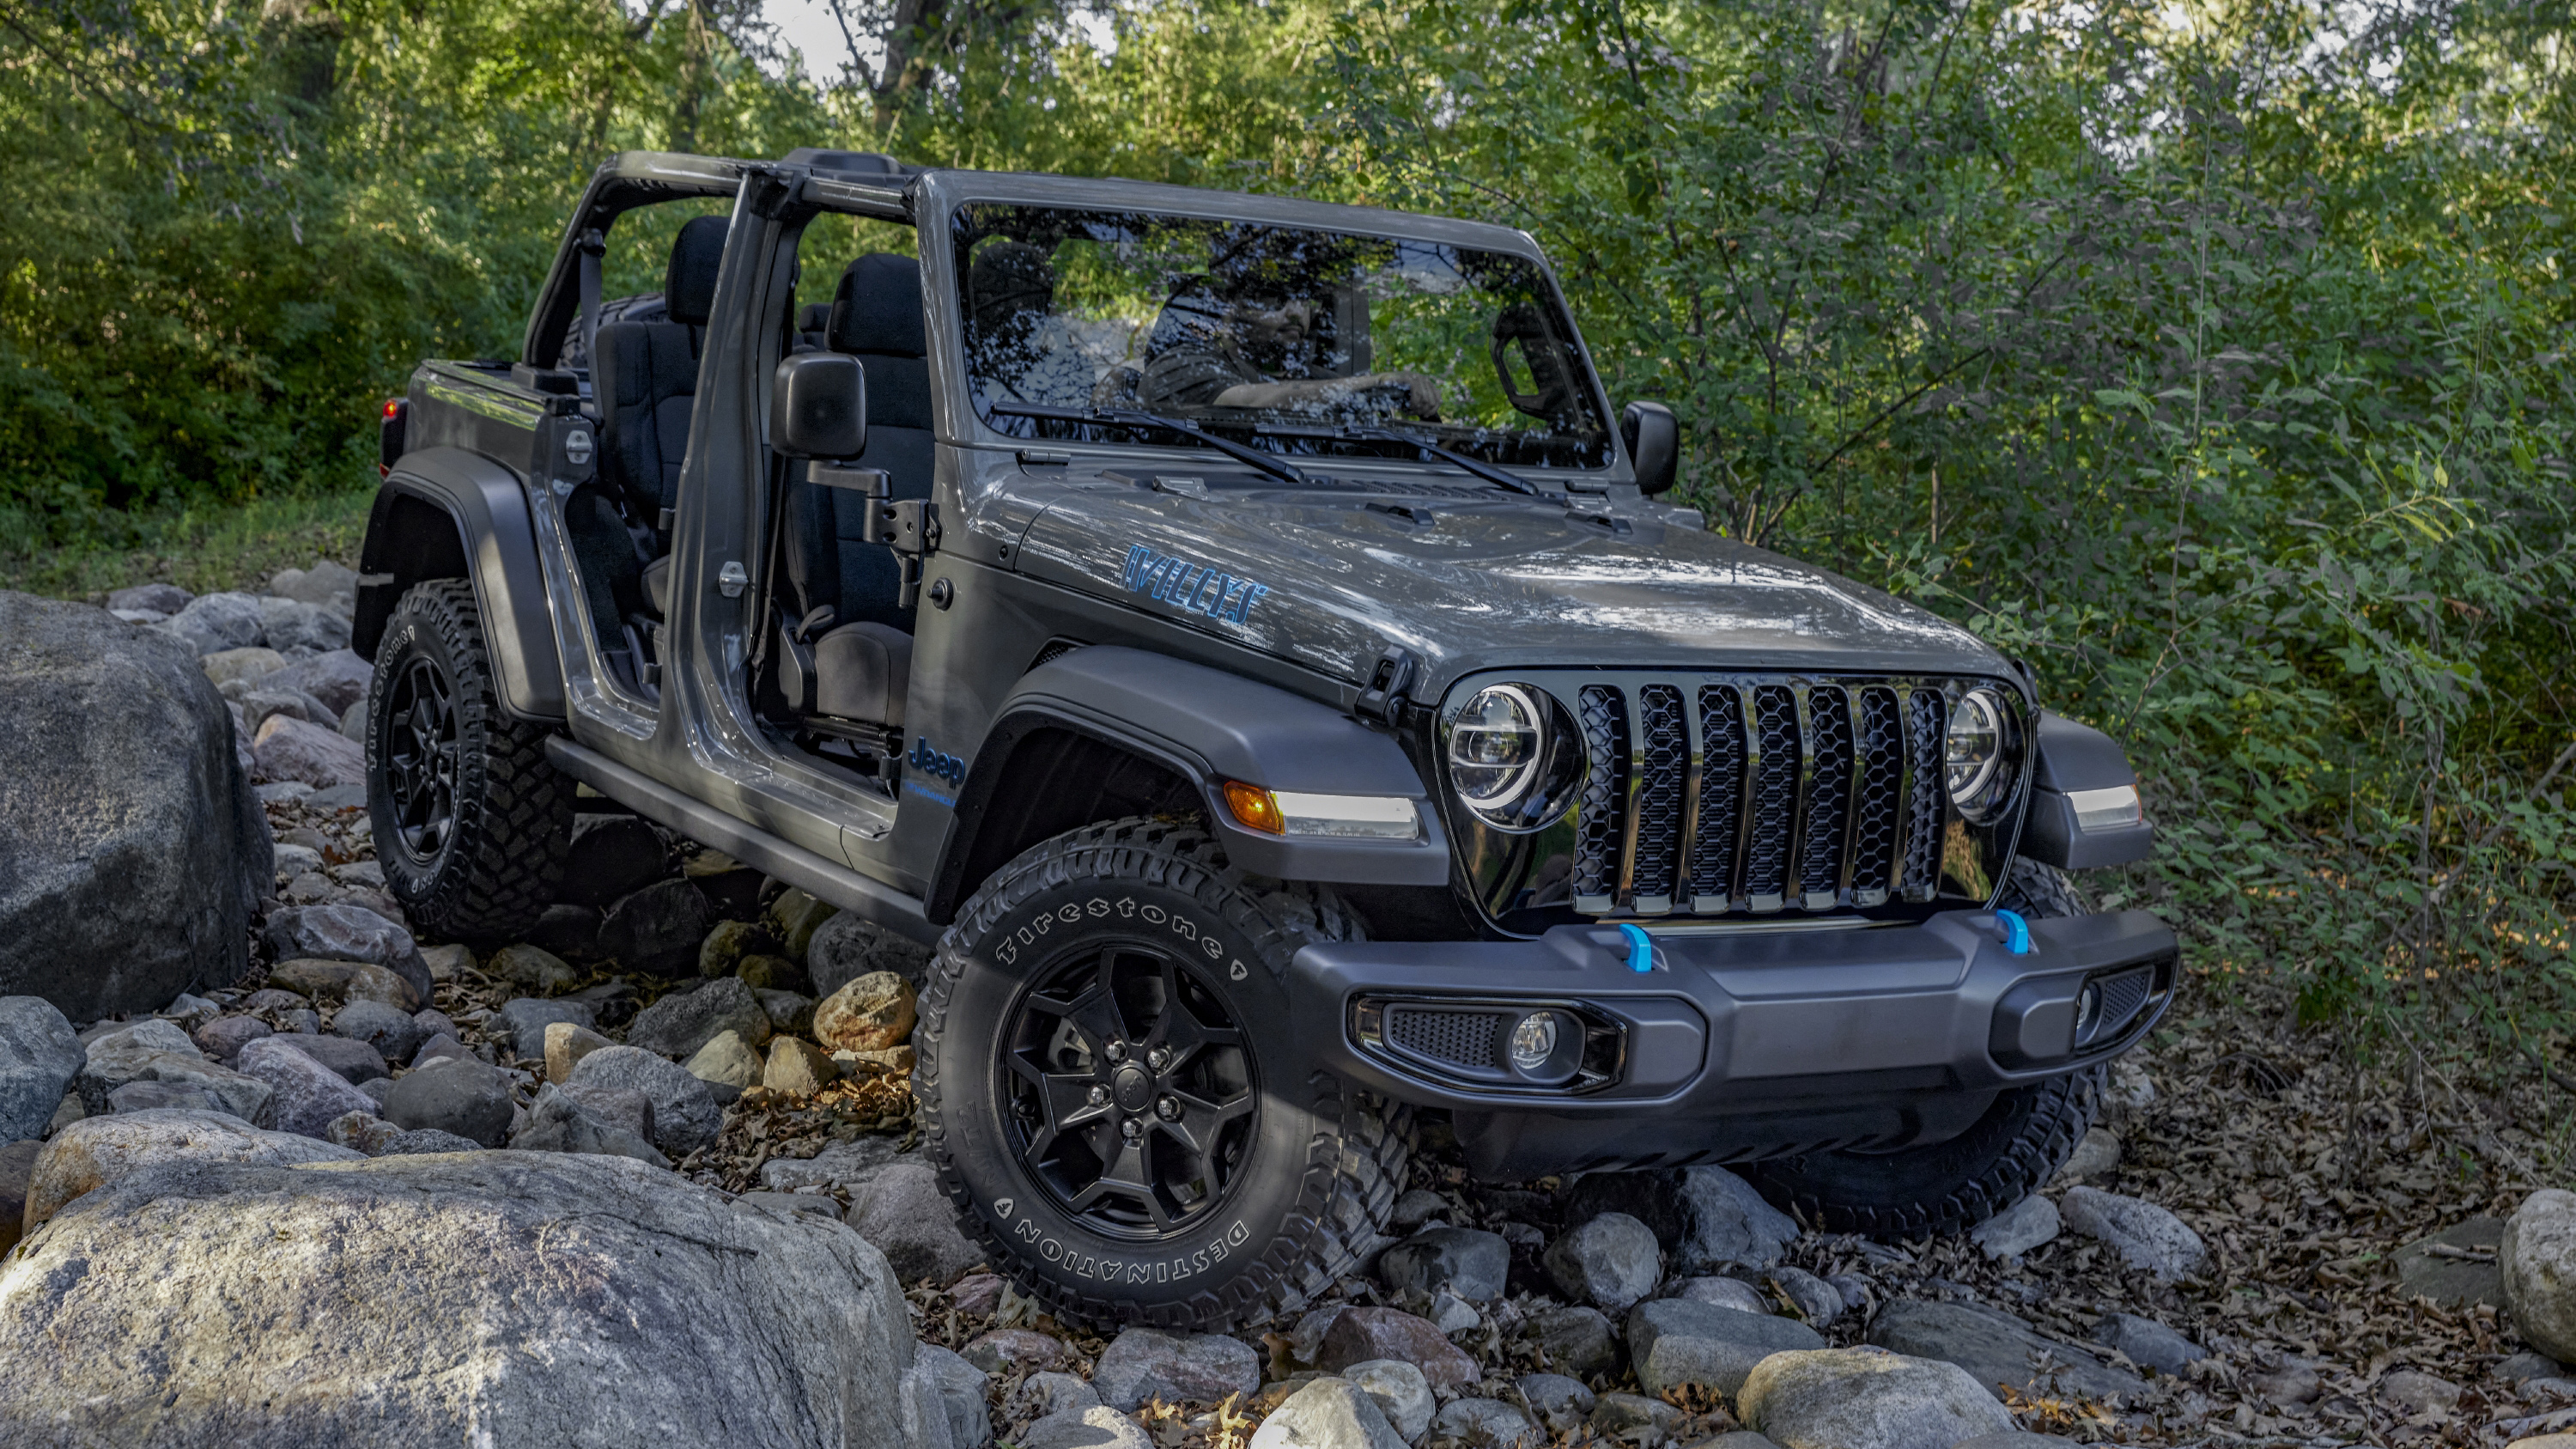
xmin=576 ymin=228 xmax=605 ymax=372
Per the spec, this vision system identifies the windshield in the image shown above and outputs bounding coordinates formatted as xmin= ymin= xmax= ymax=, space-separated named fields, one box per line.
xmin=954 ymin=204 xmax=1613 ymax=471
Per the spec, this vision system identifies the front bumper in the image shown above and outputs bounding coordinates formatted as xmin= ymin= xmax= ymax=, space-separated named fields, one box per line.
xmin=1285 ymin=909 xmax=2177 ymax=1177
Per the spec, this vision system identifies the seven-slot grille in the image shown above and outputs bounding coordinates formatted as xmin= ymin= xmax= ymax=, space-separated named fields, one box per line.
xmin=1571 ymin=678 xmax=1953 ymax=916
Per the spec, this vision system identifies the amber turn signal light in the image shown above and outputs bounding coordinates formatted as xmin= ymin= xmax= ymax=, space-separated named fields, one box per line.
xmin=1223 ymin=780 xmax=1284 ymax=835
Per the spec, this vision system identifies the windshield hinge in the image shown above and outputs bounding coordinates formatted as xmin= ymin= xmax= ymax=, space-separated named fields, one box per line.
xmin=868 ymin=499 xmax=940 ymax=609
xmin=1353 ymin=646 xmax=1421 ymax=728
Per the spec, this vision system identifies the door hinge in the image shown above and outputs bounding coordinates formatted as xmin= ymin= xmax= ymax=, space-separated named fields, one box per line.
xmin=867 ymin=500 xmax=940 ymax=609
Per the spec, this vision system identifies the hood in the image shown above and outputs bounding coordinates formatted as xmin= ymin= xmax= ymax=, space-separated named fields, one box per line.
xmin=1009 ymin=472 xmax=2010 ymax=697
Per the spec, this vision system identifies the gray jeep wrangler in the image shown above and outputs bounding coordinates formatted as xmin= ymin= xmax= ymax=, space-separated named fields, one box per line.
xmin=358 ymin=149 xmax=2174 ymax=1331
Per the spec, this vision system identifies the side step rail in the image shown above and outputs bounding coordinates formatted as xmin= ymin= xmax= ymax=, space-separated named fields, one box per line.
xmin=544 ymin=736 xmax=939 ymax=947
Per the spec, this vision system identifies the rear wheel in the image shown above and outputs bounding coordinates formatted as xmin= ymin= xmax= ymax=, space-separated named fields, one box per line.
xmin=917 ymin=818 xmax=1409 ymax=1330
xmin=368 ymin=580 xmax=574 ymax=942
xmin=1751 ymin=855 xmax=2099 ymax=1238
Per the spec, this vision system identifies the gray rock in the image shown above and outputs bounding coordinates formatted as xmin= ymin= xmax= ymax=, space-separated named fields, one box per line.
xmin=2394 ymin=1216 xmax=2507 ymax=1311
xmin=263 ymin=904 xmax=433 ymax=1007
xmin=1947 ymin=1437 xmax=2075 ymax=1449
xmin=1626 ymin=1296 xmax=1826 ymax=1397
xmin=529 ymin=904 xmax=603 ymax=961
xmin=1970 ymin=1194 xmax=2061 ymax=1261
xmin=326 ymin=1111 xmax=404 ymax=1154
xmin=159 ymin=994 xmax=222 ymax=1031
xmin=760 ymin=1135 xmax=907 ymax=1191
xmin=2498 ymin=1350 xmax=2569 ymax=1385
xmin=1304 ymin=1306 xmax=1479 ymax=1389
xmin=1092 ymin=1327 xmax=1261 ymax=1411
xmin=558 ymin=1083 xmax=655 ymax=1142
xmin=268 ymin=561 xmax=361 ymax=612
xmin=1766 ymin=1265 xmax=1841 ymax=1327
xmin=2089 ymin=1312 xmax=2206 ymax=1376
xmin=1511 ymin=1373 xmax=1595 ymax=1435
xmin=1380 ymin=1226 xmax=1511 ymax=1301
xmin=359 ymin=1076 xmax=399 ymax=1109
xmin=495 ymin=997 xmax=598 ymax=1061
xmin=758 ymin=989 xmax=817 ymax=1037
xmin=264 ymin=1032 xmax=389 ymax=1084
xmin=1016 ymin=1371 xmax=1098 ymax=1418
xmin=108 ymin=582 xmax=191 ymax=615
xmin=961 ymin=1328 xmax=1065 ymax=1375
xmin=2506 ymin=1190 xmax=2576 ymax=1362
xmin=597 ymin=879 xmax=712 ymax=977
xmin=2374 ymin=1367 xmax=2460 ymax=1418
xmin=381 ymin=1057 xmax=513 ymax=1148
xmin=1428 ymin=1290 xmax=1479 ymax=1334
xmin=808 ymin=910 xmax=933 ymax=996
xmin=236 ymin=1036 xmax=375 ymax=1137
xmin=21 ymin=1107 xmax=361 ymax=1229
xmin=1523 ymin=1306 xmax=1619 ymax=1379
xmin=0 ymin=595 xmax=268 ymax=1019
xmin=560 ymin=815 xmax=671 ymax=911
xmin=0 ymin=1147 xmax=933 ymax=1448
xmin=78 ymin=1020 xmax=274 ymax=1123
xmin=330 ymin=998 xmax=425 ymax=1063
xmin=1018 ymin=1406 xmax=1156 ymax=1449
xmin=1545 ymin=1211 xmax=1662 ymax=1312
xmin=1691 ymin=1437 xmax=1783 ymax=1449
xmin=1589 ymin=1391 xmax=1680 ymax=1445
xmin=338 ymin=698 xmax=369 ymax=741
xmin=412 ymin=1033 xmax=472 ymax=1067
xmin=1389 ymin=1188 xmax=1449 ymax=1230
xmin=510 ymin=1083 xmax=668 ymax=1166
xmin=166 ymin=590 xmax=265 ymax=654
xmin=916 ymin=1342 xmax=992 ymax=1449
xmin=1736 ymin=1349 xmax=2015 ymax=1449
xmin=107 ymin=1081 xmax=228 ymax=1114
xmin=257 ymin=595 xmax=351 ymax=654
xmin=262 ymin=648 xmax=372 ymax=715
xmin=1424 ymin=1397 xmax=1539 ymax=1449
xmin=1678 ymin=1276 xmax=1771 ymax=1315
xmin=844 ymin=1160 xmax=983 ymax=1287
xmin=240 ymin=685 xmax=337 ymax=736
xmin=626 ymin=974 xmax=771 ymax=1060
xmin=489 ymin=943 xmax=583 ymax=996
xmin=1250 ymin=1376 xmax=1408 ymax=1449
xmin=252 ymin=713 xmax=367 ymax=789
xmin=0 ymin=996 xmax=83 ymax=1140
xmin=2057 ymin=1187 xmax=2206 ymax=1282
xmin=567 ymin=1045 xmax=722 ymax=1158
xmin=1345 ymin=1360 xmax=1434 ymax=1442
xmin=1865 ymin=1299 xmax=2148 ymax=1403
xmin=2245 ymin=1353 xmax=2323 ymax=1406
xmin=1674 ymin=1167 xmax=1801 ymax=1271
xmin=378 ymin=1127 xmax=487 ymax=1155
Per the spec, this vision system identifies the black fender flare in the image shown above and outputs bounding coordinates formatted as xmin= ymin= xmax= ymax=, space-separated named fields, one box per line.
xmin=355 ymin=447 xmax=566 ymax=723
xmin=926 ymin=646 xmax=1448 ymax=922
xmin=2020 ymin=711 xmax=2154 ymax=870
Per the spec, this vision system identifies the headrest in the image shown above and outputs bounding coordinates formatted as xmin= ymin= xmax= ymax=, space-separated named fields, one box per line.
xmin=665 ymin=216 xmax=728 ymax=326
xmin=829 ymin=253 xmax=927 ymax=358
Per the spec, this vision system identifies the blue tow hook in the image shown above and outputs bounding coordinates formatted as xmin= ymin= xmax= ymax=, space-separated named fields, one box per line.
xmin=1993 ymin=908 xmax=2032 ymax=955
xmin=1615 ymin=922 xmax=1656 ymax=973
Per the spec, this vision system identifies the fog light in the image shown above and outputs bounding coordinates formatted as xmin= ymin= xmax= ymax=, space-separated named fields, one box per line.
xmin=2075 ymin=982 xmax=2101 ymax=1038
xmin=1509 ymin=1012 xmax=1558 ymax=1072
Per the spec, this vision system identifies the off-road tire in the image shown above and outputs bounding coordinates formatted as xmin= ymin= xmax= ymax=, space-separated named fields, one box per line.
xmin=367 ymin=580 xmax=574 ymax=943
xmin=916 ymin=818 xmax=1411 ymax=1332
xmin=1750 ymin=852 xmax=2098 ymax=1239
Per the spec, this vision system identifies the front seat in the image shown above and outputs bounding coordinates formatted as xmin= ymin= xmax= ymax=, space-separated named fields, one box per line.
xmin=597 ymin=215 xmax=727 ymax=617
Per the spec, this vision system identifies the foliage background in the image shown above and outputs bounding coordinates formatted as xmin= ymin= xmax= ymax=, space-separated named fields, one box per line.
xmin=3 ymin=0 xmax=2569 ymax=1087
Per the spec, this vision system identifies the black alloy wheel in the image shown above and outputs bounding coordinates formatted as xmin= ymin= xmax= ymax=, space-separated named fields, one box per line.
xmin=1003 ymin=942 xmax=1258 ymax=1237
xmin=381 ymin=655 xmax=462 ymax=861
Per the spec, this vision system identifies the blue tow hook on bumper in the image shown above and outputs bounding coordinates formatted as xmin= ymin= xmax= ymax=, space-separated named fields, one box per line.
xmin=1289 ymin=908 xmax=2178 ymax=1115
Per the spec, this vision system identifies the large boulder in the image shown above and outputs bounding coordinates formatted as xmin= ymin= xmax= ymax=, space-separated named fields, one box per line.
xmin=809 ymin=912 xmax=933 ymax=996
xmin=0 ymin=593 xmax=269 ymax=1020
xmin=567 ymin=1046 xmax=722 ymax=1158
xmin=1626 ymin=1296 xmax=1826 ymax=1397
xmin=161 ymin=591 xmax=265 ymax=654
xmin=842 ymin=1159 xmax=985 ymax=1287
xmin=235 ymin=1037 xmax=379 ymax=1138
xmin=1091 ymin=1327 xmax=1261 ymax=1411
xmin=0 ymin=996 xmax=82 ymax=1140
xmin=627 ymin=976 xmax=772 ymax=1061
xmin=597 ymin=880 xmax=712 ymax=977
xmin=2505 ymin=1190 xmax=2576 ymax=1363
xmin=0 ymin=1148 xmax=945 ymax=1448
xmin=1562 ymin=1166 xmax=1801 ymax=1272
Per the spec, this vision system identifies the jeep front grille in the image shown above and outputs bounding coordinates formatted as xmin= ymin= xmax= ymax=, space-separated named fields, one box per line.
xmin=1571 ymin=678 xmax=1953 ymax=916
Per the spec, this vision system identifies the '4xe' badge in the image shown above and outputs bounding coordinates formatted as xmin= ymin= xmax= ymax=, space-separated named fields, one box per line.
xmin=1121 ymin=545 xmax=1269 ymax=624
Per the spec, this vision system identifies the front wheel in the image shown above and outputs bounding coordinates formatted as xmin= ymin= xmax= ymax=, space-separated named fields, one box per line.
xmin=916 ymin=819 xmax=1409 ymax=1331
xmin=1749 ymin=854 xmax=2099 ymax=1239
xmin=368 ymin=579 xmax=574 ymax=943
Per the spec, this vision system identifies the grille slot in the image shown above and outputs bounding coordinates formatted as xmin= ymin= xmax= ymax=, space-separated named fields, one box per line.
xmin=1385 ymin=1006 xmax=1502 ymax=1070
xmin=1631 ymin=685 xmax=1686 ymax=909
xmin=1559 ymin=676 xmax=1960 ymax=916
xmin=1572 ymin=686 xmax=1629 ymax=911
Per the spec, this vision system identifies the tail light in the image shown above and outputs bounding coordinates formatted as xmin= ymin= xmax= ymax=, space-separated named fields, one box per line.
xmin=379 ymin=398 xmax=408 ymax=477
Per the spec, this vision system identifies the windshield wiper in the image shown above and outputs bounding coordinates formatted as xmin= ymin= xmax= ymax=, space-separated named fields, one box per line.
xmin=991 ymin=403 xmax=1310 ymax=487
xmin=1333 ymin=424 xmax=1539 ymax=496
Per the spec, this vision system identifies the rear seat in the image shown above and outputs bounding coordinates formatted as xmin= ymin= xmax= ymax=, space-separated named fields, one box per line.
xmin=597 ymin=216 xmax=726 ymax=618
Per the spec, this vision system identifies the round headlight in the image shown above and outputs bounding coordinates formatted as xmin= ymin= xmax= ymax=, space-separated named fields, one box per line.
xmin=1944 ymin=686 xmax=2017 ymax=822
xmin=1449 ymin=685 xmax=1545 ymax=813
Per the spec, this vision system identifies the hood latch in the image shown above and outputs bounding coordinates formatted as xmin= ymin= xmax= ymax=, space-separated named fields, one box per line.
xmin=1353 ymin=646 xmax=1421 ymax=728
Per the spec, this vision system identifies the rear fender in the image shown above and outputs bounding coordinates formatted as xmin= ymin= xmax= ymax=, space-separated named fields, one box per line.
xmin=357 ymin=447 xmax=566 ymax=722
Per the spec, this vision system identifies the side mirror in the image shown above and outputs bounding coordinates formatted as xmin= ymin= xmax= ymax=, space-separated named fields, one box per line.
xmin=1619 ymin=400 xmax=1679 ymax=496
xmin=770 ymin=353 xmax=866 ymax=460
